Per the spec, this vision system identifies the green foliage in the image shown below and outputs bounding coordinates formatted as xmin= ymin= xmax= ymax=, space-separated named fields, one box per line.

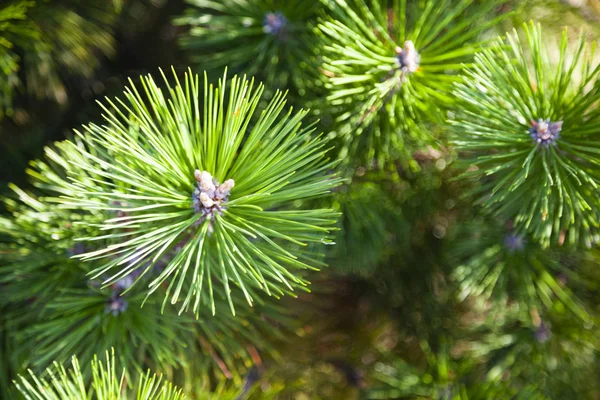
xmin=15 ymin=349 xmax=186 ymax=400
xmin=367 ymin=310 xmax=600 ymax=399
xmin=452 ymin=23 xmax=600 ymax=247
xmin=47 ymin=69 xmax=341 ymax=316
xmin=0 ymin=0 xmax=117 ymax=118
xmin=451 ymin=217 xmax=589 ymax=321
xmin=328 ymin=179 xmax=405 ymax=275
xmin=465 ymin=305 xmax=600 ymax=399
xmin=175 ymin=0 xmax=321 ymax=91
xmin=0 ymin=1 xmax=38 ymax=117
xmin=0 ymin=161 xmax=295 ymax=388
xmin=317 ymin=0 xmax=508 ymax=165
xmin=4 ymin=1 xmax=600 ymax=399
xmin=368 ymin=340 xmax=462 ymax=399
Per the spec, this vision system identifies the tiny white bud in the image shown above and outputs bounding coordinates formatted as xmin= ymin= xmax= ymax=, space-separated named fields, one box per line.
xmin=404 ymin=40 xmax=416 ymax=53
xmin=199 ymin=192 xmax=214 ymax=208
xmin=402 ymin=40 xmax=420 ymax=73
xmin=221 ymin=179 xmax=235 ymax=192
xmin=194 ymin=169 xmax=202 ymax=182
xmin=199 ymin=171 xmax=216 ymax=193
xmin=215 ymin=179 xmax=235 ymax=200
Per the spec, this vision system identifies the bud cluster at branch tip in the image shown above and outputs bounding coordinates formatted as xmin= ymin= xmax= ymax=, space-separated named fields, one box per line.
xmin=105 ymin=294 xmax=128 ymax=316
xmin=263 ymin=11 xmax=287 ymax=37
xmin=395 ymin=40 xmax=420 ymax=75
xmin=504 ymin=233 xmax=525 ymax=252
xmin=192 ymin=170 xmax=235 ymax=226
xmin=529 ymin=118 xmax=562 ymax=147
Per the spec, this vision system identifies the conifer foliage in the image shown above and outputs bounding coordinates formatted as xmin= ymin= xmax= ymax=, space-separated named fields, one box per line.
xmin=56 ymin=70 xmax=341 ymax=316
xmin=317 ymin=0 xmax=508 ymax=164
xmin=175 ymin=0 xmax=321 ymax=90
xmin=452 ymin=23 xmax=600 ymax=247
xmin=0 ymin=0 xmax=117 ymax=118
xmin=3 ymin=0 xmax=600 ymax=399
xmin=15 ymin=350 xmax=187 ymax=400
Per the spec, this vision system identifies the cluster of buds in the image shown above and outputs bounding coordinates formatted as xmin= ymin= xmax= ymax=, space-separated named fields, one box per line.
xmin=534 ymin=321 xmax=552 ymax=343
xmin=504 ymin=232 xmax=525 ymax=252
xmin=103 ymin=266 xmax=142 ymax=316
xmin=263 ymin=11 xmax=288 ymax=37
xmin=395 ymin=40 xmax=421 ymax=75
xmin=105 ymin=293 xmax=128 ymax=316
xmin=529 ymin=118 xmax=562 ymax=147
xmin=192 ymin=170 xmax=235 ymax=226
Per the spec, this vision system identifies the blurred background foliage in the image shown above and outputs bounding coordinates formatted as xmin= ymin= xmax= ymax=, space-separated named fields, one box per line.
xmin=3 ymin=0 xmax=600 ymax=399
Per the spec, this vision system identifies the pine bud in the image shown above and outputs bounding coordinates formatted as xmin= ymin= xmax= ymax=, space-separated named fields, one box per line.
xmin=199 ymin=171 xmax=216 ymax=194
xmin=504 ymin=233 xmax=525 ymax=252
xmin=529 ymin=118 xmax=562 ymax=146
xmin=199 ymin=192 xmax=214 ymax=208
xmin=534 ymin=321 xmax=552 ymax=343
xmin=105 ymin=294 xmax=128 ymax=316
xmin=215 ymin=179 xmax=235 ymax=200
xmin=396 ymin=40 xmax=420 ymax=74
xmin=263 ymin=12 xmax=287 ymax=36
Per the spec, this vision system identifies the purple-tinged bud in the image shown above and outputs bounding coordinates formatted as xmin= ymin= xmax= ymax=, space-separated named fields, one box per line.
xmin=191 ymin=170 xmax=235 ymax=227
xmin=395 ymin=40 xmax=420 ymax=74
xmin=199 ymin=192 xmax=214 ymax=208
xmin=263 ymin=12 xmax=287 ymax=37
xmin=105 ymin=294 xmax=128 ymax=316
xmin=534 ymin=321 xmax=552 ymax=343
xmin=504 ymin=233 xmax=525 ymax=252
xmin=529 ymin=118 xmax=562 ymax=146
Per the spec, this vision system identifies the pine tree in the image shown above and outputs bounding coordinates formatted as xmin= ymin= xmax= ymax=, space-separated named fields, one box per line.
xmin=3 ymin=0 xmax=600 ymax=399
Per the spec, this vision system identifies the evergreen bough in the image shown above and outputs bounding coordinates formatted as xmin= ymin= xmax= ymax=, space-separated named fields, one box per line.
xmin=50 ymin=69 xmax=341 ymax=316
xmin=15 ymin=350 xmax=186 ymax=400
xmin=452 ymin=23 xmax=600 ymax=247
xmin=317 ymin=0 xmax=508 ymax=165
xmin=0 ymin=174 xmax=293 ymax=387
xmin=452 ymin=218 xmax=589 ymax=321
xmin=3 ymin=1 xmax=600 ymax=399
xmin=175 ymin=0 xmax=320 ymax=91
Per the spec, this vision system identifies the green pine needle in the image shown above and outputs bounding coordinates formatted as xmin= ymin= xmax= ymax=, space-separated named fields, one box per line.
xmin=318 ymin=0 xmax=508 ymax=165
xmin=15 ymin=349 xmax=186 ymax=400
xmin=452 ymin=22 xmax=600 ymax=247
xmin=175 ymin=0 xmax=321 ymax=90
xmin=50 ymin=68 xmax=341 ymax=316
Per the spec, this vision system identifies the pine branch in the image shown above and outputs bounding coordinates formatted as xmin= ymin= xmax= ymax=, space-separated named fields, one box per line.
xmin=37 ymin=68 xmax=342 ymax=316
xmin=1 ymin=176 xmax=297 ymax=387
xmin=451 ymin=217 xmax=589 ymax=321
xmin=317 ymin=0 xmax=509 ymax=165
xmin=174 ymin=0 xmax=321 ymax=91
xmin=15 ymin=349 xmax=186 ymax=400
xmin=452 ymin=22 xmax=600 ymax=247
xmin=466 ymin=305 xmax=600 ymax=399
